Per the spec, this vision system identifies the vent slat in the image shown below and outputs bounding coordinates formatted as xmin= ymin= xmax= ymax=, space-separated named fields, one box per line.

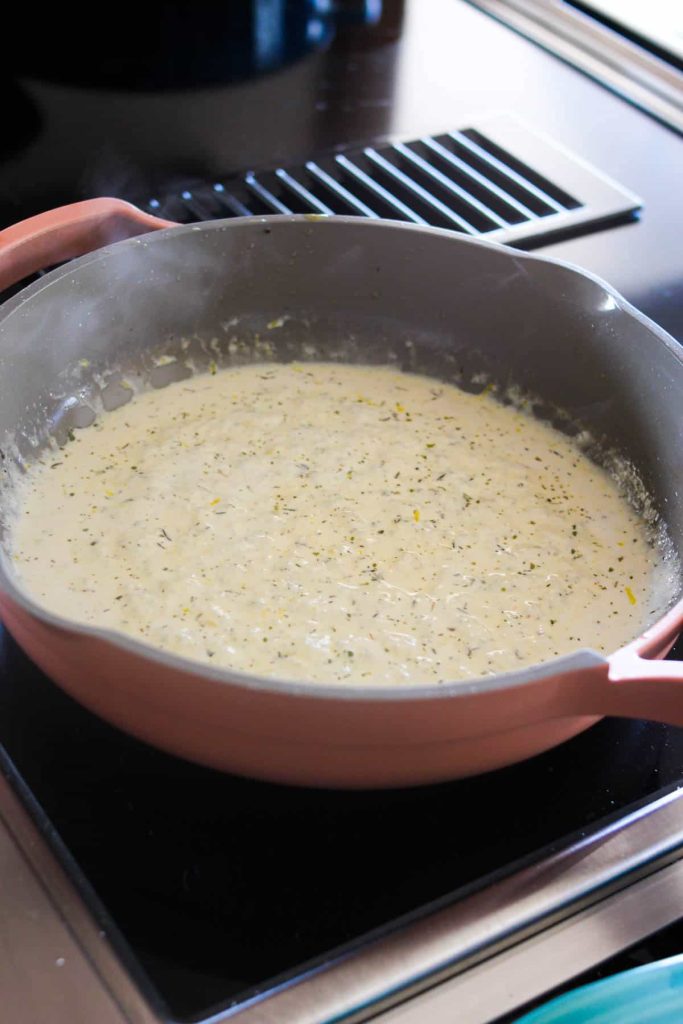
xmin=335 ymin=154 xmax=427 ymax=224
xmin=305 ymin=162 xmax=380 ymax=217
xmin=211 ymin=184 xmax=252 ymax=218
xmin=172 ymin=188 xmax=224 ymax=221
xmin=391 ymin=143 xmax=508 ymax=229
xmin=274 ymin=169 xmax=334 ymax=215
xmin=464 ymin=130 xmax=582 ymax=210
xmin=449 ymin=131 xmax=565 ymax=214
xmin=364 ymin=148 xmax=479 ymax=234
xmin=419 ymin=137 xmax=538 ymax=222
xmin=245 ymin=173 xmax=293 ymax=215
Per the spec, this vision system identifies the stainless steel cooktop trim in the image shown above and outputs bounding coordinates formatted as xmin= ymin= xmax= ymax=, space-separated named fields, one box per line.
xmin=374 ymin=857 xmax=683 ymax=1023
xmin=466 ymin=0 xmax=683 ymax=134
xmin=0 ymin=771 xmax=159 ymax=1024
xmin=3 ymin=761 xmax=683 ymax=1024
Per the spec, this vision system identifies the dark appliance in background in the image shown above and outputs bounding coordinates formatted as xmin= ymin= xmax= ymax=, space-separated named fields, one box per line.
xmin=4 ymin=3 xmax=385 ymax=89
xmin=0 ymin=1 xmax=402 ymax=222
xmin=1 ymin=2 xmax=683 ymax=1023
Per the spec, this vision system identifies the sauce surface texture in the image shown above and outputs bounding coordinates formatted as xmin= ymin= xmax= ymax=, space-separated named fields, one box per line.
xmin=9 ymin=363 xmax=672 ymax=685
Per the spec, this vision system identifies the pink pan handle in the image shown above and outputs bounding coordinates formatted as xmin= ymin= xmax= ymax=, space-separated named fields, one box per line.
xmin=0 ymin=198 xmax=177 ymax=292
xmin=556 ymin=601 xmax=683 ymax=727
xmin=599 ymin=646 xmax=683 ymax=727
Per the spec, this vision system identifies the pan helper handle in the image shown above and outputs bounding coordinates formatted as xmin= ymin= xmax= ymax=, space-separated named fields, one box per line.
xmin=599 ymin=642 xmax=683 ymax=728
xmin=0 ymin=198 xmax=176 ymax=293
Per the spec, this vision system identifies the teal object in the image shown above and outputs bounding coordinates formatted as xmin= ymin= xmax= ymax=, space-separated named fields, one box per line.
xmin=514 ymin=955 xmax=683 ymax=1023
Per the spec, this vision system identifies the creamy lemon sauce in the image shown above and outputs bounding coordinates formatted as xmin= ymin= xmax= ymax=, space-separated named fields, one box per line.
xmin=9 ymin=363 xmax=675 ymax=685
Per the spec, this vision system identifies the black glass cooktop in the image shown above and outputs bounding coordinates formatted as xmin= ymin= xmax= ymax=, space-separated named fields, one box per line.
xmin=1 ymin=627 xmax=683 ymax=1021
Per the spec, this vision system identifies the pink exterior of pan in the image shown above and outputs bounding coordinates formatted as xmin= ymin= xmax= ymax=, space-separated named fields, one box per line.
xmin=0 ymin=199 xmax=681 ymax=788
xmin=0 ymin=590 xmax=682 ymax=787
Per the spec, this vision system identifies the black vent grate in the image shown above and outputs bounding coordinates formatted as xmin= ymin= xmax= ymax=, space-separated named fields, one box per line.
xmin=144 ymin=115 xmax=640 ymax=248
